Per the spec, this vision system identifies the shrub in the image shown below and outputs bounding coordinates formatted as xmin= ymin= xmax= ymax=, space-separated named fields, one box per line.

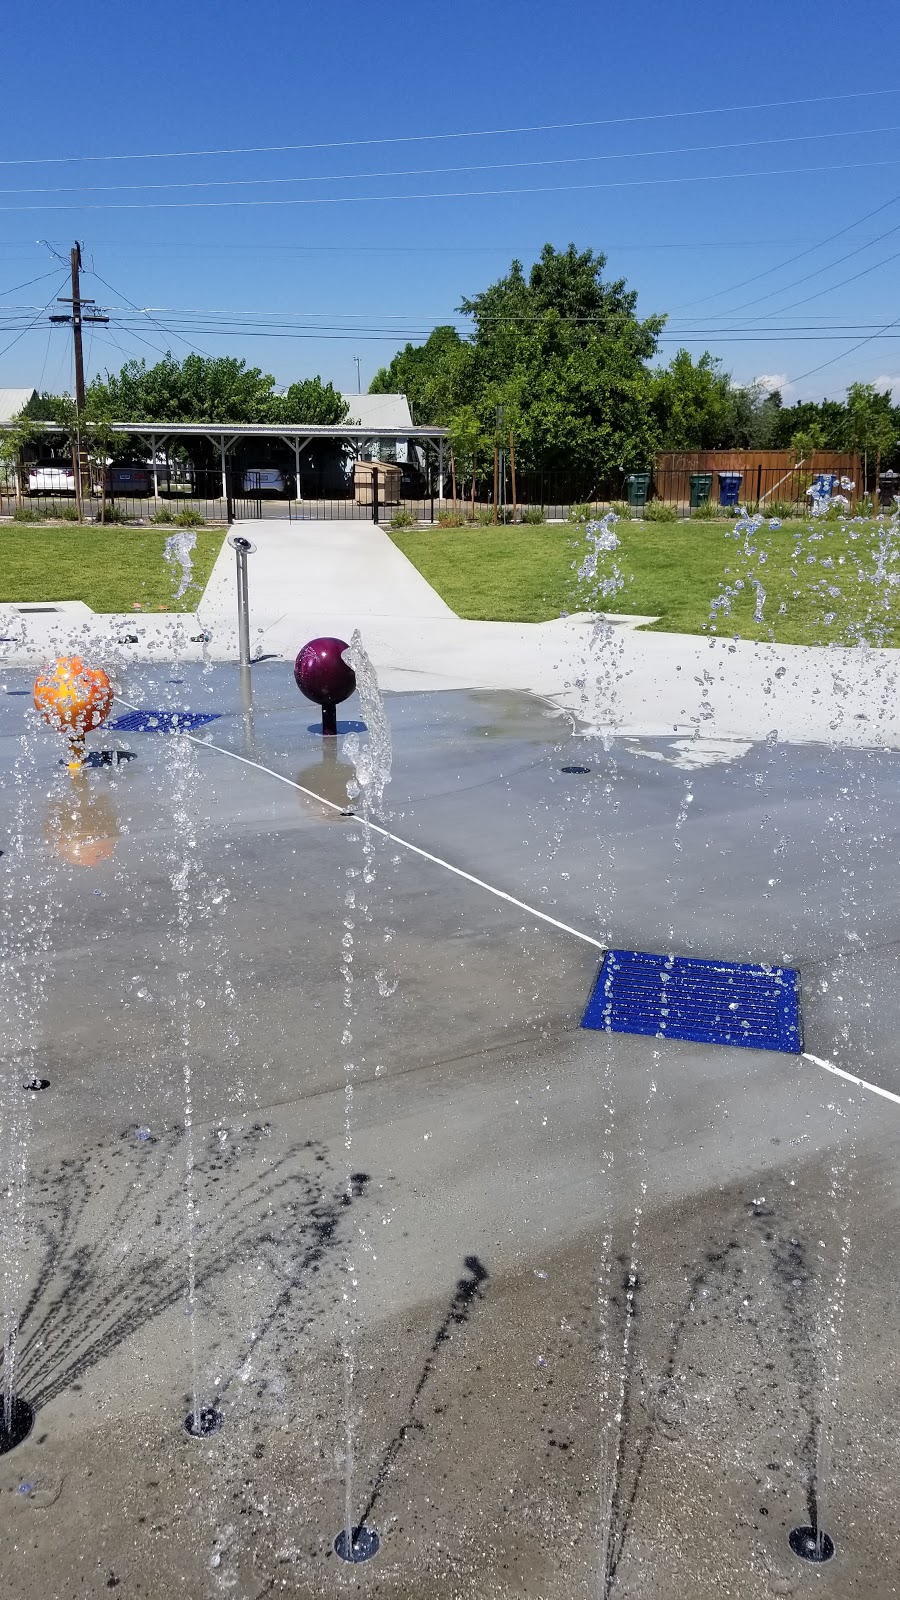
xmin=437 ymin=511 xmax=467 ymax=528
xmin=642 ymin=500 xmax=678 ymax=522
xmin=690 ymin=500 xmax=719 ymax=520
xmin=98 ymin=504 xmax=132 ymax=525
xmin=54 ymin=502 xmax=80 ymax=521
xmin=11 ymin=505 xmax=45 ymax=522
xmin=174 ymin=507 xmax=205 ymax=527
xmin=520 ymin=506 xmax=544 ymax=524
xmin=151 ymin=506 xmax=176 ymax=524
xmin=760 ymin=500 xmax=795 ymax=521
xmin=474 ymin=507 xmax=496 ymax=526
xmin=567 ymin=502 xmax=593 ymax=524
xmin=607 ymin=501 xmax=632 ymax=520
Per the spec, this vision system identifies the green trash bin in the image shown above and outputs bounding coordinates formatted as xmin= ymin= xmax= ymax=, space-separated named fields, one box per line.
xmin=625 ymin=471 xmax=651 ymax=508
xmin=690 ymin=471 xmax=714 ymax=509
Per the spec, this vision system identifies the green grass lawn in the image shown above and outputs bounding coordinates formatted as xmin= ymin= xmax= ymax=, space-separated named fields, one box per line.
xmin=391 ymin=518 xmax=900 ymax=647
xmin=0 ymin=527 xmax=224 ymax=613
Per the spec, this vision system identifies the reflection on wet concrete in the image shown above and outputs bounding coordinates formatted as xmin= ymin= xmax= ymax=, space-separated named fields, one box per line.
xmin=43 ymin=777 xmax=120 ymax=868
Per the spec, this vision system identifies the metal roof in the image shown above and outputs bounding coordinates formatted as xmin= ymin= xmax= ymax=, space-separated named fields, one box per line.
xmin=0 ymin=387 xmax=36 ymax=423
xmin=339 ymin=392 xmax=414 ymax=429
xmin=0 ymin=419 xmax=446 ymax=441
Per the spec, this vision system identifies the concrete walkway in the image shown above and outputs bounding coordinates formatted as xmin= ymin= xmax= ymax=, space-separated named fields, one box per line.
xmin=4 ymin=517 xmax=900 ymax=752
xmin=198 ymin=517 xmax=456 ymax=640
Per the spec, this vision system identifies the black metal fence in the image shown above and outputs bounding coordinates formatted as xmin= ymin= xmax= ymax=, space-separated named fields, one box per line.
xmin=0 ymin=462 xmax=878 ymax=529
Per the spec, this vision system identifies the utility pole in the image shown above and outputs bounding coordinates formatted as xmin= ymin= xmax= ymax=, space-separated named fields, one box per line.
xmin=353 ymin=355 xmax=362 ymax=394
xmin=49 ymin=242 xmax=108 ymax=413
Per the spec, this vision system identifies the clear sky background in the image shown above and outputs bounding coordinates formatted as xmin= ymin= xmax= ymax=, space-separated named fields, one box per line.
xmin=1 ymin=0 xmax=899 ymax=404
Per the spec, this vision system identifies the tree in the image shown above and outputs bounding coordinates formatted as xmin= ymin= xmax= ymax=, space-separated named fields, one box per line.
xmin=86 ymin=352 xmax=346 ymax=426
xmin=769 ymin=399 xmax=847 ymax=452
xmin=651 ymin=351 xmax=737 ymax=450
xmin=843 ymin=382 xmax=896 ymax=489
xmin=0 ymin=412 xmax=33 ymax=507
xmin=371 ymin=245 xmax=664 ymax=486
xmin=370 ymin=326 xmax=474 ymax=424
xmin=789 ymin=422 xmax=826 ymax=462
xmin=81 ymin=353 xmax=347 ymax=472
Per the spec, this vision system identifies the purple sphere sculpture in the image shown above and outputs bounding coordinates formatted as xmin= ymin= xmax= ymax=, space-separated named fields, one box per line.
xmin=294 ymin=636 xmax=356 ymax=736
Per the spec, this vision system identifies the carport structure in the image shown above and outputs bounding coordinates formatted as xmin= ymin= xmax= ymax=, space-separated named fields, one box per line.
xmin=2 ymin=418 xmax=450 ymax=505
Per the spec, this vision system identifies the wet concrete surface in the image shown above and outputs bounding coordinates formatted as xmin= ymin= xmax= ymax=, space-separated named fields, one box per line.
xmin=0 ymin=663 xmax=898 ymax=1597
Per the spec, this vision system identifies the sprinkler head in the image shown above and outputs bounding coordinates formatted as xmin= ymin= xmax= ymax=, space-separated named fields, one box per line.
xmin=334 ymin=1525 xmax=380 ymax=1563
xmin=183 ymin=1406 xmax=223 ymax=1438
xmin=227 ymin=534 xmax=256 ymax=555
xmin=789 ymin=1526 xmax=835 ymax=1563
xmin=0 ymin=1398 xmax=35 ymax=1455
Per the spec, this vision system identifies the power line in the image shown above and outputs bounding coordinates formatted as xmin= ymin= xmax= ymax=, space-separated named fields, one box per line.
xmin=2 ymin=154 xmax=899 ymax=213
xmin=0 ymin=277 xmax=67 ymax=363
xmin=786 ymin=308 xmax=900 ymax=385
xmin=671 ymin=189 xmax=900 ymax=315
xmin=2 ymin=122 xmax=897 ymax=199
xmin=730 ymin=242 xmax=900 ymax=323
xmin=0 ymin=267 xmax=66 ymax=300
xmin=2 ymin=88 xmax=897 ymax=168
xmin=85 ymin=264 xmax=211 ymax=357
xmin=682 ymin=210 xmax=900 ymax=324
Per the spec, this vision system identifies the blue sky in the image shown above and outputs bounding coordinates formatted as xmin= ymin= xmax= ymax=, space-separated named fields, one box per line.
xmin=2 ymin=0 xmax=899 ymax=404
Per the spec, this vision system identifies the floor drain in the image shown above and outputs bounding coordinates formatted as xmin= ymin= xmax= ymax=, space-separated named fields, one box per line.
xmin=183 ymin=1407 xmax=223 ymax=1438
xmin=789 ymin=1526 xmax=835 ymax=1563
xmin=334 ymin=1526 xmax=380 ymax=1563
xmin=561 ymin=764 xmax=591 ymax=774
xmin=22 ymin=1077 xmax=50 ymax=1091
xmin=0 ymin=1398 xmax=35 ymax=1454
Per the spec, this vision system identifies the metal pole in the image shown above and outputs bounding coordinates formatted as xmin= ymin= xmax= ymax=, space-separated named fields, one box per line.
xmin=232 ymin=536 xmax=253 ymax=706
xmin=70 ymin=244 xmax=86 ymax=415
xmin=438 ymin=436 xmax=444 ymax=500
xmin=372 ymin=465 xmax=379 ymax=525
xmin=151 ymin=432 xmax=159 ymax=500
xmin=220 ymin=434 xmax=227 ymax=503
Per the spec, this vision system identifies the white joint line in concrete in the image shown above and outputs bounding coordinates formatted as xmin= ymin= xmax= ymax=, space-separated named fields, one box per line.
xmin=801 ymin=1051 xmax=900 ymax=1108
xmin=207 ymin=738 xmax=608 ymax=952
xmin=111 ymin=699 xmax=900 ymax=1111
xmin=112 ymin=695 xmax=606 ymax=954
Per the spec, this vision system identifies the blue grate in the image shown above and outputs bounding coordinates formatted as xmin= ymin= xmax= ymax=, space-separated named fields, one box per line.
xmin=108 ymin=709 xmax=221 ymax=734
xmin=582 ymin=949 xmax=801 ymax=1053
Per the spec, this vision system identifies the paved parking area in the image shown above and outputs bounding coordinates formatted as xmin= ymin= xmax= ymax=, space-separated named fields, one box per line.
xmin=0 ymin=663 xmax=897 ymax=1598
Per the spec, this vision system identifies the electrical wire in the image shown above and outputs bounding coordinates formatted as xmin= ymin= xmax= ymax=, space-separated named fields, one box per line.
xmin=86 ymin=265 xmax=211 ymax=358
xmin=2 ymin=87 xmax=897 ymax=167
xmin=1 ymin=154 xmax=898 ymax=213
xmin=679 ymin=212 xmax=900 ymax=325
xmin=671 ymin=189 xmax=900 ymax=313
xmin=786 ymin=307 xmax=900 ymax=385
xmin=1 ymin=123 xmax=897 ymax=199
xmin=0 ymin=267 xmax=66 ymax=300
xmin=0 ymin=276 xmax=67 ymax=363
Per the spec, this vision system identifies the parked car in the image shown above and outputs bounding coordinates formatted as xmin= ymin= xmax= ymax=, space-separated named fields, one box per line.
xmin=28 ymin=463 xmax=76 ymax=495
xmin=399 ymin=461 xmax=428 ymax=498
xmin=106 ymin=463 xmax=153 ymax=496
xmin=242 ymin=467 xmax=287 ymax=494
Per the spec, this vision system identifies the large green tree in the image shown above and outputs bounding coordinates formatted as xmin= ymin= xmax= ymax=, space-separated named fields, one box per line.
xmin=85 ymin=353 xmax=347 ymax=427
xmin=650 ymin=351 xmax=737 ymax=450
xmin=372 ymin=244 xmax=665 ymax=482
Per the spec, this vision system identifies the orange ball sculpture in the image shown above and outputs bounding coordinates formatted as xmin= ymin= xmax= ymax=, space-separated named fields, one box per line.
xmin=33 ymin=656 xmax=113 ymax=770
